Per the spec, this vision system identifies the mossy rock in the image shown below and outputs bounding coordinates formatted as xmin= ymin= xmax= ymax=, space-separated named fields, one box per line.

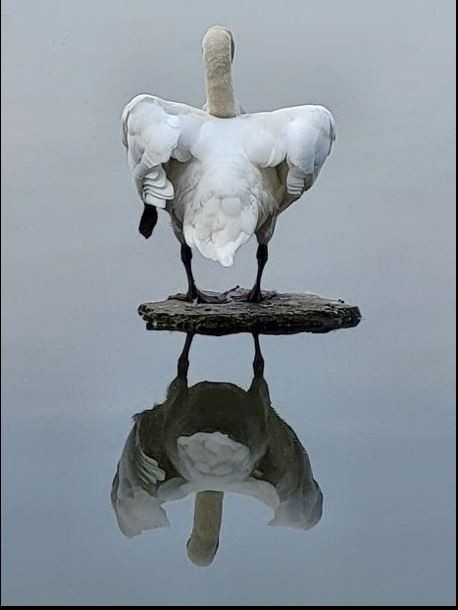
xmin=138 ymin=290 xmax=362 ymax=335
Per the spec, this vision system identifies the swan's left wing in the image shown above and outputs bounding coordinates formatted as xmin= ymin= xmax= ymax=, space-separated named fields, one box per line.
xmin=121 ymin=94 xmax=207 ymax=208
xmin=244 ymin=105 xmax=336 ymax=207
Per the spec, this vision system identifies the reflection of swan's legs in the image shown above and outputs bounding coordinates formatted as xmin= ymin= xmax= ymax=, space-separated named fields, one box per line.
xmin=252 ymin=332 xmax=265 ymax=377
xmin=177 ymin=332 xmax=194 ymax=379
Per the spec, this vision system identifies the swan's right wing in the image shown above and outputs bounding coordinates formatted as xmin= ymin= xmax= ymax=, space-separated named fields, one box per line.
xmin=244 ymin=105 xmax=336 ymax=208
xmin=121 ymin=94 xmax=207 ymax=208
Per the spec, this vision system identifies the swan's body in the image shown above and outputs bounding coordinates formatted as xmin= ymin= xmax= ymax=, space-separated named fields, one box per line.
xmin=121 ymin=26 xmax=335 ymax=301
xmin=122 ymin=96 xmax=334 ymax=267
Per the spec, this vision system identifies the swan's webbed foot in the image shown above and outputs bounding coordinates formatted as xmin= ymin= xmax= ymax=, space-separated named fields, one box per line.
xmin=246 ymin=287 xmax=264 ymax=303
xmin=231 ymin=287 xmax=276 ymax=303
xmin=167 ymin=291 xmax=194 ymax=302
xmin=174 ymin=243 xmax=231 ymax=304
xmin=167 ymin=288 xmax=228 ymax=304
xmin=231 ymin=244 xmax=271 ymax=303
xmin=231 ymin=288 xmax=263 ymax=302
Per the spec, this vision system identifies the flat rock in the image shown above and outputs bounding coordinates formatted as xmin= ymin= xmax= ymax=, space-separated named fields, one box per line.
xmin=138 ymin=289 xmax=362 ymax=335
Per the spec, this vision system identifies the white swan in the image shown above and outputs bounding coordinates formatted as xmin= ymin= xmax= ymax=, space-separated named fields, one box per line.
xmin=111 ymin=334 xmax=323 ymax=567
xmin=121 ymin=25 xmax=335 ymax=302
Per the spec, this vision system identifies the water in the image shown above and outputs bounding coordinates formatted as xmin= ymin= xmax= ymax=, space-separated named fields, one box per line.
xmin=2 ymin=0 xmax=455 ymax=605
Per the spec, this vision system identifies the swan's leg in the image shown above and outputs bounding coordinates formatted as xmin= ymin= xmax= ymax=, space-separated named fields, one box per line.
xmin=247 ymin=244 xmax=268 ymax=302
xmin=177 ymin=332 xmax=194 ymax=379
xmin=138 ymin=204 xmax=158 ymax=239
xmin=168 ymin=244 xmax=226 ymax=304
xmin=252 ymin=332 xmax=265 ymax=377
xmin=247 ymin=332 xmax=270 ymax=404
xmin=181 ymin=243 xmax=198 ymax=300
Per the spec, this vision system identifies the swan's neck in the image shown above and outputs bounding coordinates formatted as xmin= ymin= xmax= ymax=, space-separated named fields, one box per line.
xmin=203 ymin=34 xmax=237 ymax=118
xmin=186 ymin=491 xmax=223 ymax=566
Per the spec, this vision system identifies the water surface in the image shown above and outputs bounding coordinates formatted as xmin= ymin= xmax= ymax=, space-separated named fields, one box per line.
xmin=2 ymin=0 xmax=455 ymax=605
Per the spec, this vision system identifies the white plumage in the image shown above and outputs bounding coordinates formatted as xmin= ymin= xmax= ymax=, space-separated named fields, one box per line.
xmin=122 ymin=95 xmax=335 ymax=267
xmin=121 ymin=26 xmax=335 ymax=301
xmin=176 ymin=432 xmax=253 ymax=481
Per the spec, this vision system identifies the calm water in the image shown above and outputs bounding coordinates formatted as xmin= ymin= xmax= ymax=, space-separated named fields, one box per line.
xmin=2 ymin=0 xmax=455 ymax=605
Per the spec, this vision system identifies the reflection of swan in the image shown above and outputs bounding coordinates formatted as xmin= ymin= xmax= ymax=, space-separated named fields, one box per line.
xmin=111 ymin=334 xmax=323 ymax=566
xmin=121 ymin=25 xmax=335 ymax=302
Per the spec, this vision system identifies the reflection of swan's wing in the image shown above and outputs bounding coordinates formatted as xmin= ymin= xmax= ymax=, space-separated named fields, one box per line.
xmin=222 ymin=478 xmax=280 ymax=509
xmin=268 ymin=480 xmax=322 ymax=531
xmin=111 ymin=407 xmax=171 ymax=538
xmin=121 ymin=94 xmax=206 ymax=208
xmin=257 ymin=409 xmax=323 ymax=531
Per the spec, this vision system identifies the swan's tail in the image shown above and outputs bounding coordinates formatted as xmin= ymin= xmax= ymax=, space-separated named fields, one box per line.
xmin=183 ymin=196 xmax=258 ymax=267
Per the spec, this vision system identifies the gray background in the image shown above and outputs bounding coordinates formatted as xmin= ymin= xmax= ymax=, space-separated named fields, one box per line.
xmin=2 ymin=0 xmax=456 ymax=605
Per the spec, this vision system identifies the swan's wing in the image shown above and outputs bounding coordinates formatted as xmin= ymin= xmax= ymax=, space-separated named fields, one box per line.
xmin=121 ymin=94 xmax=207 ymax=208
xmin=244 ymin=105 xmax=336 ymax=206
xmin=111 ymin=407 xmax=171 ymax=538
xmin=255 ymin=409 xmax=323 ymax=531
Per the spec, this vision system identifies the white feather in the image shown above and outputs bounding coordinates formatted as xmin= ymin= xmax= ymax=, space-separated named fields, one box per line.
xmin=121 ymin=95 xmax=335 ymax=267
xmin=176 ymin=432 xmax=253 ymax=483
xmin=111 ymin=423 xmax=169 ymax=538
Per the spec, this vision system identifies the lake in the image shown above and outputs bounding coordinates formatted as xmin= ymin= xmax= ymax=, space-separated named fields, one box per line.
xmin=2 ymin=0 xmax=455 ymax=605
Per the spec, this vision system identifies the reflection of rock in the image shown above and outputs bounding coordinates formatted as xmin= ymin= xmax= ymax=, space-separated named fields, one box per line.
xmin=139 ymin=292 xmax=362 ymax=335
xmin=111 ymin=334 xmax=323 ymax=566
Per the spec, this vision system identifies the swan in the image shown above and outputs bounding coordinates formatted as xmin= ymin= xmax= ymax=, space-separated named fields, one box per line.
xmin=122 ymin=26 xmax=335 ymax=302
xmin=121 ymin=25 xmax=335 ymax=302
xmin=111 ymin=334 xmax=323 ymax=566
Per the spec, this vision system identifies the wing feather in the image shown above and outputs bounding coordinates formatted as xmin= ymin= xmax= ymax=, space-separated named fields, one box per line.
xmin=245 ymin=105 xmax=336 ymax=207
xmin=121 ymin=95 xmax=205 ymax=208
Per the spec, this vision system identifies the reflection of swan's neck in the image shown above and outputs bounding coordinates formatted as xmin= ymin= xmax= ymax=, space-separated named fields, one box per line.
xmin=187 ymin=491 xmax=223 ymax=567
xmin=203 ymin=27 xmax=237 ymax=118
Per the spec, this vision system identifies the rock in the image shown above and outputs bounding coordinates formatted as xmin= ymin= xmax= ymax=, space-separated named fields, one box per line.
xmin=138 ymin=290 xmax=362 ymax=335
